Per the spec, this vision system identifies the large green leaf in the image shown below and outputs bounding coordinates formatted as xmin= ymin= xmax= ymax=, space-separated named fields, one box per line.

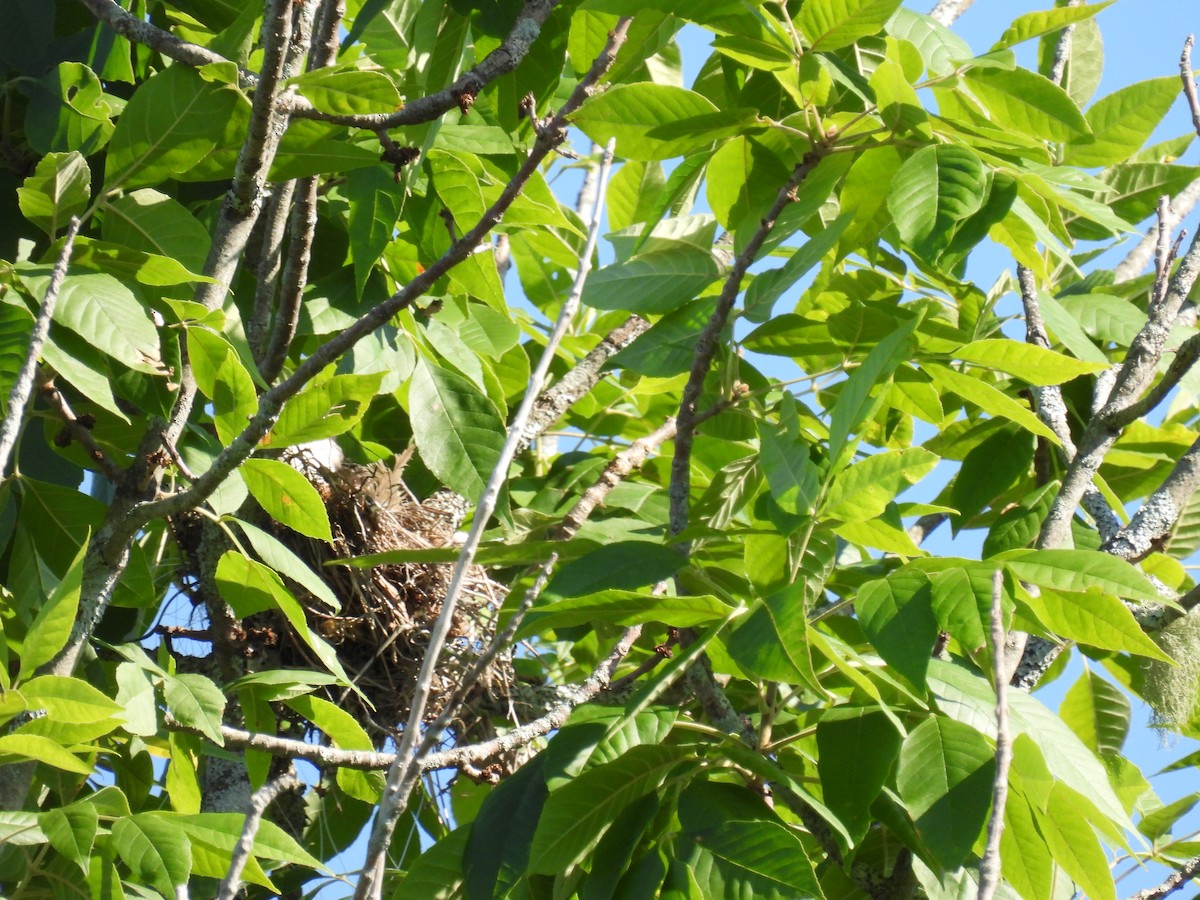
xmin=17 ymin=151 xmax=90 ymax=238
xmin=266 ymin=372 xmax=384 ymax=447
xmin=0 ymin=734 xmax=92 ymax=775
xmin=991 ymin=2 xmax=1114 ymax=51
xmin=582 ymin=244 xmax=720 ymax=314
xmin=887 ymin=145 xmax=990 ymax=258
xmin=799 ymin=0 xmax=904 ymax=50
xmin=103 ymin=188 xmax=212 ymax=274
xmin=1038 ymin=783 xmax=1116 ymax=900
xmin=39 ymin=801 xmax=97 ymax=873
xmin=112 ymin=814 xmax=191 ymax=898
xmin=955 ymin=339 xmax=1108 ymax=386
xmin=571 ymin=83 xmax=728 ymax=160
xmin=963 ymin=67 xmax=1090 ymax=142
xmin=1064 ymin=76 xmax=1183 ymax=167
xmin=518 ymin=590 xmax=730 ymax=637
xmin=186 ymin=327 xmax=259 ymax=446
xmin=104 ymin=65 xmax=243 ymax=189
xmin=19 ymin=675 xmax=123 ymax=724
xmin=162 ymin=673 xmax=226 ymax=746
xmin=821 ymin=447 xmax=938 ymax=522
xmin=1019 ymin=586 xmax=1171 ymax=661
xmin=528 ymin=744 xmax=687 ymax=874
xmin=924 ymin=362 xmax=1059 ymax=443
xmin=896 ymin=716 xmax=995 ymax=869
xmin=18 ymin=266 xmax=162 ymax=374
xmin=240 ymin=458 xmax=333 ymax=542
xmin=408 ymin=359 xmax=504 ymax=503
xmin=289 ymin=68 xmax=401 ymax=116
xmin=17 ymin=538 xmax=85 ymax=681
xmin=816 ymin=709 xmax=902 ymax=842
xmin=1059 ymin=669 xmax=1130 ymax=757
xmin=856 ymin=569 xmax=939 ymax=690
xmin=999 ymin=548 xmax=1163 ymax=603
xmin=725 ymin=582 xmax=823 ymax=693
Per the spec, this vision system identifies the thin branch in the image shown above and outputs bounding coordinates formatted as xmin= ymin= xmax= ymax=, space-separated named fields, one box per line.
xmin=215 ymin=772 xmax=301 ymax=900
xmin=927 ymin=0 xmax=976 ymax=27
xmin=354 ymin=38 xmax=629 ymax=894
xmin=1182 ymin=36 xmax=1200 ymax=139
xmin=978 ymin=571 xmax=1012 ymax=900
xmin=75 ymin=0 xmax=253 ymax=83
xmin=248 ymin=184 xmax=296 ymax=361
xmin=1128 ymin=856 xmax=1200 ymax=900
xmin=0 ymin=217 xmax=81 ymax=477
xmin=36 ymin=370 xmax=124 ymax=482
xmin=908 ymin=512 xmax=949 ymax=546
xmin=1103 ymin=436 xmax=1200 ymax=561
xmin=520 ymin=315 xmax=650 ymax=450
xmin=670 ymin=154 xmax=825 ymax=541
xmin=281 ymin=0 xmax=561 ymax=129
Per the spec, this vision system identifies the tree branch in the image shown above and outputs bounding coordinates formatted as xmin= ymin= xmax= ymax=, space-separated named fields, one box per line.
xmin=280 ymin=0 xmax=561 ymax=129
xmin=978 ymin=572 xmax=1012 ymax=900
xmin=36 ymin=370 xmax=124 ymax=482
xmin=1115 ymin=180 xmax=1200 ymax=285
xmin=0 ymin=217 xmax=80 ymax=478
xmin=216 ymin=772 xmax=301 ymax=900
xmin=670 ymin=154 xmax=824 ymax=541
xmin=1128 ymin=856 xmax=1200 ymax=900
xmin=353 ymin=34 xmax=629 ymax=896
xmin=928 ymin=0 xmax=976 ymax=27
xmin=1181 ymin=36 xmax=1200 ymax=139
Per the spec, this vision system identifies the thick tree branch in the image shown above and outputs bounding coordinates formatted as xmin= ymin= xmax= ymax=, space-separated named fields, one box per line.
xmin=978 ymin=572 xmax=1012 ymax=900
xmin=1103 ymin=436 xmax=1200 ymax=561
xmin=0 ymin=218 xmax=80 ymax=478
xmin=1039 ymin=206 xmax=1200 ymax=550
xmin=354 ymin=35 xmax=629 ymax=897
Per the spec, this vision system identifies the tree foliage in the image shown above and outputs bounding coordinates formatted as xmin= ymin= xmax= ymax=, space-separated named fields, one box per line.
xmin=2 ymin=0 xmax=1200 ymax=898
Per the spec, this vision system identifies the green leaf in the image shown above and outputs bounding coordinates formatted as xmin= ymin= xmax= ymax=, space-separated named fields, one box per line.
xmin=828 ymin=314 xmax=921 ymax=468
xmin=711 ymin=35 xmax=795 ymax=71
xmin=963 ymin=67 xmax=1089 ymax=142
xmin=17 ymin=151 xmax=90 ymax=237
xmin=725 ymin=582 xmax=823 ymax=693
xmin=999 ymin=548 xmax=1163 ymax=603
xmin=115 ymin=662 xmax=158 ymax=737
xmin=887 ymin=145 xmax=990 ymax=258
xmin=103 ymin=188 xmax=212 ymax=274
xmin=0 ymin=811 xmax=47 ymax=846
xmin=187 ymin=326 xmax=259 ymax=446
xmin=1020 ymin=586 xmax=1172 ymax=661
xmin=18 ymin=536 xmax=86 ymax=681
xmin=816 ymin=708 xmax=902 ymax=842
xmin=1059 ymin=670 xmax=1130 ymax=756
xmin=232 ymin=519 xmax=341 ymax=612
xmin=528 ymin=744 xmax=687 ymax=874
xmin=0 ymin=734 xmax=92 ymax=774
xmin=1038 ymin=783 xmax=1116 ymax=900
xmin=408 ymin=359 xmax=504 ymax=504
xmin=924 ymin=362 xmax=1059 ymax=443
xmin=896 ymin=716 xmax=996 ymax=869
xmin=112 ymin=814 xmax=192 ymax=898
xmin=69 ymin=237 xmax=214 ymax=287
xmin=582 ymin=244 xmax=720 ymax=315
xmin=676 ymin=782 xmax=825 ymax=899
xmin=162 ymin=673 xmax=227 ymax=746
xmin=1064 ymin=76 xmax=1183 ymax=167
xmin=519 ymin=591 xmax=729 ymax=638
xmin=929 ymin=564 xmax=1007 ymax=653
xmin=285 ymin=695 xmax=383 ymax=803
xmin=991 ymin=2 xmax=1114 ymax=51
xmin=289 ymin=68 xmax=401 ymax=115
xmin=744 ymin=212 xmax=853 ymax=322
xmin=856 ymin=569 xmax=939 ymax=690
xmin=266 ymin=372 xmax=383 ymax=447
xmin=216 ymin=553 xmax=357 ymax=689
xmin=798 ymin=0 xmax=904 ymax=51
xmin=17 ymin=266 xmax=162 ymax=374
xmin=758 ymin=426 xmax=821 ymax=517
xmin=887 ymin=9 xmax=971 ymax=77
xmin=571 ymin=83 xmax=725 ymax=160
xmin=955 ymin=339 xmax=1109 ymax=386
xmin=821 ymin=447 xmax=938 ymax=522
xmin=40 ymin=801 xmax=98 ymax=872
xmin=104 ymin=65 xmax=243 ymax=189
xmin=20 ymin=675 xmax=123 ymax=724
xmin=240 ymin=458 xmax=333 ymax=541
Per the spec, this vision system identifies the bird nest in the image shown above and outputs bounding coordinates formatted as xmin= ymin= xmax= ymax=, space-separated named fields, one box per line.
xmin=272 ymin=454 xmax=511 ymax=736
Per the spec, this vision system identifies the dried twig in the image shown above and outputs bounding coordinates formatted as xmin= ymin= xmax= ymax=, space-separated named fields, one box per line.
xmin=0 ymin=217 xmax=81 ymax=477
xmin=978 ymin=571 xmax=1012 ymax=900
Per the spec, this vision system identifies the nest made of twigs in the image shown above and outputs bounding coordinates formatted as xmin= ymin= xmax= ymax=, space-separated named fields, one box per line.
xmin=271 ymin=454 xmax=511 ymax=735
